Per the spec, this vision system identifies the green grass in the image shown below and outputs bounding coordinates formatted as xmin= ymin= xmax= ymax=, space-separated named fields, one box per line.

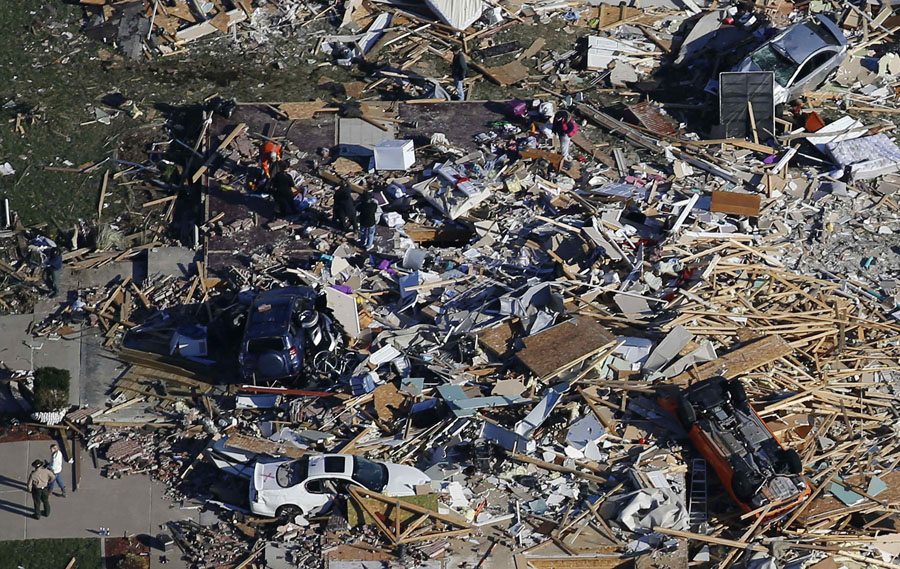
xmin=0 ymin=538 xmax=102 ymax=569
xmin=0 ymin=1 xmax=605 ymax=231
xmin=0 ymin=1 xmax=344 ymax=229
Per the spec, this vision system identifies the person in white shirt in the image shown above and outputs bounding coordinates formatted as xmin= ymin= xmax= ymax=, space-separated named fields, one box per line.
xmin=47 ymin=444 xmax=71 ymax=497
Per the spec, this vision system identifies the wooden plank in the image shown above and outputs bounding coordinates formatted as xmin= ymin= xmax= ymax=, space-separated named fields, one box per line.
xmin=505 ymin=451 xmax=606 ymax=484
xmin=72 ymin=436 xmax=81 ymax=491
xmin=142 ymin=195 xmax=178 ymax=208
xmin=223 ymin=433 xmax=307 ymax=459
xmin=652 ymin=526 xmax=768 ymax=553
xmin=517 ymin=318 xmax=615 ymax=378
xmin=97 ymin=170 xmax=109 ymax=219
xmin=526 ymin=556 xmax=627 ymax=569
xmin=683 ymin=138 xmax=775 ymax=154
xmin=710 ymin=190 xmax=761 ymax=217
xmin=668 ymin=335 xmax=793 ymax=385
xmin=175 ymin=8 xmax=246 ymax=43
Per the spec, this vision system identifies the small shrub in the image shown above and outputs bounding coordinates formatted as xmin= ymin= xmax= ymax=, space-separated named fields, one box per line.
xmin=117 ymin=553 xmax=147 ymax=569
xmin=32 ymin=367 xmax=70 ymax=412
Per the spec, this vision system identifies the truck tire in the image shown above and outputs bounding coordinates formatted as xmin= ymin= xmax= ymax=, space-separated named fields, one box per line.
xmin=781 ymin=448 xmax=802 ymax=475
xmin=276 ymin=504 xmax=302 ymax=522
xmin=728 ymin=380 xmax=747 ymax=406
xmin=677 ymin=395 xmax=697 ymax=428
xmin=732 ymin=471 xmax=762 ymax=502
xmin=258 ymin=351 xmax=288 ymax=378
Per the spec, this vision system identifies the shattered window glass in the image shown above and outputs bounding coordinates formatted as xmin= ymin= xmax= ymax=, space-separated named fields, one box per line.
xmin=277 ymin=459 xmax=306 ymax=488
xmin=751 ymin=45 xmax=798 ymax=86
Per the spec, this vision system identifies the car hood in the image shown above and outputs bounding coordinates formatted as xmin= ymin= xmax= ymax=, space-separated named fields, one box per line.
xmin=383 ymin=463 xmax=431 ymax=496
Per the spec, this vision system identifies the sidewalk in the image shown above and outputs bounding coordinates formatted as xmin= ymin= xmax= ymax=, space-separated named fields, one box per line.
xmin=0 ymin=439 xmax=196 ymax=568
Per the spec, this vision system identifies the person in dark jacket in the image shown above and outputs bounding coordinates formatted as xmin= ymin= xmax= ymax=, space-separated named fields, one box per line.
xmin=271 ymin=161 xmax=296 ymax=216
xmin=357 ymin=192 xmax=378 ymax=250
xmin=43 ymin=247 xmax=63 ymax=298
xmin=332 ymin=185 xmax=358 ymax=233
xmin=451 ymin=48 xmax=468 ymax=101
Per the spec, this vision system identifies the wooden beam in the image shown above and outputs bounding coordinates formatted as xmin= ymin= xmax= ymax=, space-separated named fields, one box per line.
xmin=652 ymin=526 xmax=767 ymax=553
xmin=97 ymin=170 xmax=109 ymax=219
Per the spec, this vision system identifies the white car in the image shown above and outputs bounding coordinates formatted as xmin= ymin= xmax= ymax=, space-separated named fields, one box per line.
xmin=250 ymin=454 xmax=431 ymax=519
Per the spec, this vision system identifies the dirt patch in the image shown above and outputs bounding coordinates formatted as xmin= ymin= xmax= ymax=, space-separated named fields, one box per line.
xmin=0 ymin=426 xmax=53 ymax=444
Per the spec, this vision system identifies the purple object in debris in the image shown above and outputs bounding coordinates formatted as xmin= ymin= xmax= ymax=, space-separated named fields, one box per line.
xmin=763 ymin=154 xmax=778 ymax=164
xmin=377 ymin=259 xmax=390 ymax=271
xmin=331 ymin=284 xmax=352 ymax=294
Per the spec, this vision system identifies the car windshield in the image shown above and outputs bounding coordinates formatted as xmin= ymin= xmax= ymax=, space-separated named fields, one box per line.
xmin=751 ymin=45 xmax=798 ymax=87
xmin=352 ymin=456 xmax=387 ymax=491
xmin=276 ymin=458 xmax=308 ymax=488
xmin=247 ymin=337 xmax=284 ymax=354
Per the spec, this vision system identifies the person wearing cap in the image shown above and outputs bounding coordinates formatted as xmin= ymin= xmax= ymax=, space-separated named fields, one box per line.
xmin=48 ymin=443 xmax=72 ymax=497
xmin=27 ymin=460 xmax=54 ymax=519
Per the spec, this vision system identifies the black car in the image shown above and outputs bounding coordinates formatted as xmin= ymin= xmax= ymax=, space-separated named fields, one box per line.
xmin=238 ymin=286 xmax=318 ymax=382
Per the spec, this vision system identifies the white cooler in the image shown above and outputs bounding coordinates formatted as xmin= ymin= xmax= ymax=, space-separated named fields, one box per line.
xmin=374 ymin=139 xmax=415 ymax=171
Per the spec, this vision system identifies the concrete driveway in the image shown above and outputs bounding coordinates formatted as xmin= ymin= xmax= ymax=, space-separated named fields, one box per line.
xmin=0 ymin=439 xmax=197 ymax=568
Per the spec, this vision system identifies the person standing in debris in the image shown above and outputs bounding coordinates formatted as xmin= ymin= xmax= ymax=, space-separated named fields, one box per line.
xmin=43 ymin=247 xmax=63 ymax=298
xmin=357 ymin=192 xmax=378 ymax=251
xmin=27 ymin=460 xmax=54 ymax=520
xmin=271 ymin=161 xmax=297 ymax=216
xmin=259 ymin=141 xmax=282 ymax=179
xmin=333 ymin=184 xmax=358 ymax=234
xmin=451 ymin=48 xmax=468 ymax=101
xmin=47 ymin=444 xmax=71 ymax=497
xmin=552 ymin=111 xmax=578 ymax=160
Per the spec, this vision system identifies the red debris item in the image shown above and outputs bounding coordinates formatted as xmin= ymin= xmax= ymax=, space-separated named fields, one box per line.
xmin=638 ymin=437 xmax=647 ymax=445
xmin=805 ymin=112 xmax=825 ymax=133
xmin=723 ymin=16 xmax=734 ymax=24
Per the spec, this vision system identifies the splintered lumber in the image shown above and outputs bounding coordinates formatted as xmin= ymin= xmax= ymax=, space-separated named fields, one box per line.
xmin=504 ymin=451 xmax=606 ymax=484
xmin=222 ymin=433 xmax=307 ymax=459
xmin=175 ymin=9 xmax=246 ymax=43
xmin=517 ymin=318 xmax=615 ymax=379
xmin=668 ymin=335 xmax=792 ymax=385
xmin=652 ymin=526 xmax=768 ymax=553
xmin=97 ymin=170 xmax=109 ymax=218
xmin=347 ymin=493 xmax=439 ymax=527
xmin=191 ymin=122 xmax=247 ymax=182
xmin=525 ymin=555 xmax=626 ymax=569
xmin=117 ymin=348 xmax=210 ymax=383
xmin=277 ymin=100 xmax=335 ymax=120
xmin=348 ymin=486 xmax=472 ymax=545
